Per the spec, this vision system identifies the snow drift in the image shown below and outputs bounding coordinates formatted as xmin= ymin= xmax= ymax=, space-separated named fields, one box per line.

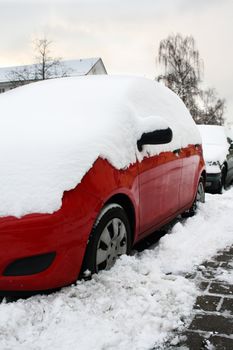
xmin=0 ymin=75 xmax=200 ymax=217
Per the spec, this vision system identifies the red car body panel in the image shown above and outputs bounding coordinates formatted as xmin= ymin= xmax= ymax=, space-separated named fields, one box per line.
xmin=138 ymin=150 xmax=182 ymax=234
xmin=0 ymin=144 xmax=205 ymax=292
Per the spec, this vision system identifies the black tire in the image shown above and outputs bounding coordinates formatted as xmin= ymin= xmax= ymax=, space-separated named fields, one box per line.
xmin=81 ymin=204 xmax=131 ymax=277
xmin=216 ymin=165 xmax=226 ymax=194
xmin=182 ymin=177 xmax=205 ymax=218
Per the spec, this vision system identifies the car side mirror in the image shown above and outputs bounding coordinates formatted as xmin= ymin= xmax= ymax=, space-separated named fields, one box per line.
xmin=229 ymin=142 xmax=233 ymax=151
xmin=137 ymin=127 xmax=173 ymax=152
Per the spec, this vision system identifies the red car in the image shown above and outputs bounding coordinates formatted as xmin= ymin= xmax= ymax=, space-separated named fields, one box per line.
xmin=0 ymin=76 xmax=205 ymax=293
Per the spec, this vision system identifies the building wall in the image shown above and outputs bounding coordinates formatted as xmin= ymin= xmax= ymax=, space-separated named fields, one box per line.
xmin=0 ymin=82 xmax=12 ymax=93
xmin=87 ymin=59 xmax=107 ymax=75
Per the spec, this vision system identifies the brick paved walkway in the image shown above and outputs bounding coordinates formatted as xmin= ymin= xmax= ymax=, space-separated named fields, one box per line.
xmin=173 ymin=246 xmax=233 ymax=349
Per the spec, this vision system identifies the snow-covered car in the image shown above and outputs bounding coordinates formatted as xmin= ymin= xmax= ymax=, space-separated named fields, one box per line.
xmin=0 ymin=76 xmax=205 ymax=294
xmin=198 ymin=125 xmax=233 ymax=193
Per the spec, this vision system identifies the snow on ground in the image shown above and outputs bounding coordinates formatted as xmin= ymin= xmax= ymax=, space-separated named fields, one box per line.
xmin=1 ymin=189 xmax=233 ymax=350
xmin=0 ymin=76 xmax=200 ymax=218
xmin=216 ymin=263 xmax=233 ymax=284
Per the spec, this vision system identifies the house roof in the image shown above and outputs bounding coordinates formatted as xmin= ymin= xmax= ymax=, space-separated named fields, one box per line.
xmin=0 ymin=58 xmax=106 ymax=83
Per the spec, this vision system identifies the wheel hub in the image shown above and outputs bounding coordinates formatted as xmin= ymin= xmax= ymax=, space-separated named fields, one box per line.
xmin=96 ymin=218 xmax=127 ymax=271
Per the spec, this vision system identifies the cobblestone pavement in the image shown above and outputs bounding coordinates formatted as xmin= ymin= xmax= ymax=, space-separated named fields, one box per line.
xmin=173 ymin=246 xmax=233 ymax=349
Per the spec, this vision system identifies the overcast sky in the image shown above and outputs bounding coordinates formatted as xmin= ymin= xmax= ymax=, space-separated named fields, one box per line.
xmin=0 ymin=0 xmax=233 ymax=122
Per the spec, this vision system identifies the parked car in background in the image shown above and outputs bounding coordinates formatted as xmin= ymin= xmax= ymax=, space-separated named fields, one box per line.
xmin=0 ymin=76 xmax=205 ymax=294
xmin=198 ymin=125 xmax=233 ymax=193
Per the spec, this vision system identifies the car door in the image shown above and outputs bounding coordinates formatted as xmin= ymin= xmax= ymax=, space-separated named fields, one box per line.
xmin=138 ymin=150 xmax=182 ymax=235
xmin=179 ymin=144 xmax=201 ymax=208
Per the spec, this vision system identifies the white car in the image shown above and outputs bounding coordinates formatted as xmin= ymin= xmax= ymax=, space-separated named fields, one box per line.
xmin=198 ymin=125 xmax=233 ymax=193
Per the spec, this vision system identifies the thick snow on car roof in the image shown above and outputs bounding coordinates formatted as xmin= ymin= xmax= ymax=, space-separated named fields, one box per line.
xmin=0 ymin=75 xmax=200 ymax=217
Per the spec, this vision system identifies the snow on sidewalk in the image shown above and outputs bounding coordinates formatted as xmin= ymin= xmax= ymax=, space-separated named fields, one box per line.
xmin=1 ymin=189 xmax=233 ymax=350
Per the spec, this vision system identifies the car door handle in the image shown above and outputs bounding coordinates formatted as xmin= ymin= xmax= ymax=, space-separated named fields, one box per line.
xmin=173 ymin=148 xmax=181 ymax=156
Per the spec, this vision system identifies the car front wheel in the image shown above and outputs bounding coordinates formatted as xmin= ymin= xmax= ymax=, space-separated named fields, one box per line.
xmin=81 ymin=204 xmax=131 ymax=276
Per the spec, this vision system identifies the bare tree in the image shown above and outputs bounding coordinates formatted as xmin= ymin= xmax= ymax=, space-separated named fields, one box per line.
xmin=7 ymin=67 xmax=36 ymax=88
xmin=197 ymin=88 xmax=226 ymax=125
xmin=157 ymin=34 xmax=203 ymax=116
xmin=156 ymin=33 xmax=226 ymax=125
xmin=33 ymin=38 xmax=66 ymax=80
xmin=7 ymin=37 xmax=68 ymax=88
